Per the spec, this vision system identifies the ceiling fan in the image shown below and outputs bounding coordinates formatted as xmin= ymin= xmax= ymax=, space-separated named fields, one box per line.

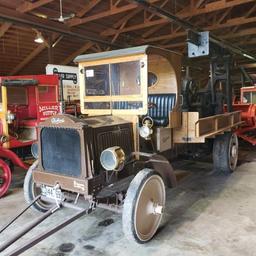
xmin=50 ymin=0 xmax=75 ymax=23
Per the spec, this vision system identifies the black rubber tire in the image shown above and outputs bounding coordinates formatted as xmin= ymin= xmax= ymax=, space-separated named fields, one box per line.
xmin=23 ymin=160 xmax=53 ymax=212
xmin=213 ymin=132 xmax=239 ymax=174
xmin=122 ymin=168 xmax=165 ymax=243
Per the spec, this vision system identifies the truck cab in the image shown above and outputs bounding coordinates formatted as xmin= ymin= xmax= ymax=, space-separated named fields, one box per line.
xmin=0 ymin=75 xmax=60 ymax=149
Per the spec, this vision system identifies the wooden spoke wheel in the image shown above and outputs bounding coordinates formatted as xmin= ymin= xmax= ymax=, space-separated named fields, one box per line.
xmin=0 ymin=159 xmax=12 ymax=198
xmin=24 ymin=160 xmax=53 ymax=212
xmin=213 ymin=132 xmax=239 ymax=173
xmin=122 ymin=169 xmax=166 ymax=243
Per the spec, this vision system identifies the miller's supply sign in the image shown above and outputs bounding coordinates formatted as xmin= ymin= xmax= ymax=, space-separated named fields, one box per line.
xmin=46 ymin=64 xmax=79 ymax=101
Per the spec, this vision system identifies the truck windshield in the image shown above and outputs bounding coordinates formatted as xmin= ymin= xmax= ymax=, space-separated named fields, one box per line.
xmin=243 ymin=91 xmax=256 ymax=103
xmin=83 ymin=60 xmax=146 ymax=114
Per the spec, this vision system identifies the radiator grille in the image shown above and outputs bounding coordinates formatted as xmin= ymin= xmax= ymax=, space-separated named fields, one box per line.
xmin=93 ymin=126 xmax=133 ymax=172
xmin=96 ymin=128 xmax=132 ymax=154
xmin=41 ymin=127 xmax=81 ymax=177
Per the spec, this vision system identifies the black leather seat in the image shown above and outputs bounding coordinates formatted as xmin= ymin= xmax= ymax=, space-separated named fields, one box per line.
xmin=112 ymin=93 xmax=176 ymax=127
xmin=148 ymin=94 xmax=176 ymax=126
xmin=113 ymin=101 xmax=142 ymax=109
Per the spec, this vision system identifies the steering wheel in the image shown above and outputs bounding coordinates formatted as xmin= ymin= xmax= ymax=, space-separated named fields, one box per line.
xmin=148 ymin=102 xmax=157 ymax=109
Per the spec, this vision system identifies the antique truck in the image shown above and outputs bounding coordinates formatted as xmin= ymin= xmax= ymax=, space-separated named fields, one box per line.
xmin=232 ymin=85 xmax=256 ymax=145
xmin=0 ymin=46 xmax=242 ymax=255
xmin=0 ymin=74 xmax=60 ymax=198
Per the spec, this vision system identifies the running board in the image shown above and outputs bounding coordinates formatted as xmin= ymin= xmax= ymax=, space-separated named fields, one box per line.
xmin=0 ymin=196 xmax=93 ymax=256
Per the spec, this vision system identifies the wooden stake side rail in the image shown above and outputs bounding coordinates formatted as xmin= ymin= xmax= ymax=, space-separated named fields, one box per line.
xmin=195 ymin=111 xmax=242 ymax=138
xmin=174 ymin=111 xmax=242 ymax=143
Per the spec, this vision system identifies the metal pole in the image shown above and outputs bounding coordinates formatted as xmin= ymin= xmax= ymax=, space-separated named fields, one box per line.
xmin=210 ymin=60 xmax=215 ymax=105
xmin=48 ymin=34 xmax=54 ymax=64
xmin=8 ymin=208 xmax=89 ymax=256
xmin=225 ymin=56 xmax=232 ymax=112
xmin=0 ymin=205 xmax=60 ymax=253
xmin=0 ymin=196 xmax=41 ymax=234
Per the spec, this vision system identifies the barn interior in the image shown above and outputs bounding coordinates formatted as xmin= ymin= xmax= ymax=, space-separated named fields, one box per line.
xmin=0 ymin=1 xmax=256 ymax=256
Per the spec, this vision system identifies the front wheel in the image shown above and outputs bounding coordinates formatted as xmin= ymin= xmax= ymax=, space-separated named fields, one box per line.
xmin=213 ymin=132 xmax=238 ymax=173
xmin=122 ymin=168 xmax=166 ymax=243
xmin=23 ymin=160 xmax=53 ymax=212
xmin=0 ymin=159 xmax=11 ymax=198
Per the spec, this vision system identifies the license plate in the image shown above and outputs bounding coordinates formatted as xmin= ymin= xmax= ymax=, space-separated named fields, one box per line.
xmin=41 ymin=185 xmax=63 ymax=201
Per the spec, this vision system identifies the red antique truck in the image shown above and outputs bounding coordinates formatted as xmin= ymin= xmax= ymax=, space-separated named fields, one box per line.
xmin=0 ymin=74 xmax=60 ymax=197
xmin=232 ymin=86 xmax=256 ymax=145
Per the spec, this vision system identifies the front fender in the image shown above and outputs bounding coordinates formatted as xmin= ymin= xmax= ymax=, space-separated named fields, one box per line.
xmin=147 ymin=154 xmax=177 ymax=188
xmin=132 ymin=152 xmax=177 ymax=188
xmin=0 ymin=147 xmax=28 ymax=170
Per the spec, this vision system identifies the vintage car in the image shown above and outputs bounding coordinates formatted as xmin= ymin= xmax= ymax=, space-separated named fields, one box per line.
xmin=23 ymin=46 xmax=241 ymax=243
xmin=0 ymin=74 xmax=60 ymax=197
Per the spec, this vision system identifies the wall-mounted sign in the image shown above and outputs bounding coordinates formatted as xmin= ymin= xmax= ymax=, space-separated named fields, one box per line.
xmin=46 ymin=64 xmax=79 ymax=101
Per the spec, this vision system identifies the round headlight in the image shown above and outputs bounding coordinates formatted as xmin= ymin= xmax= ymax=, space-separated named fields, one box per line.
xmin=7 ymin=110 xmax=15 ymax=124
xmin=100 ymin=146 xmax=125 ymax=171
xmin=139 ymin=126 xmax=153 ymax=140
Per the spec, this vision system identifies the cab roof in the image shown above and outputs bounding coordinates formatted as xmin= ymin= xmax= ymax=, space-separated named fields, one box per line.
xmin=74 ymin=45 xmax=181 ymax=63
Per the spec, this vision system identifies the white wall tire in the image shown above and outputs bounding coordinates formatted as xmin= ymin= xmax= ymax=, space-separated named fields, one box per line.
xmin=122 ymin=168 xmax=166 ymax=243
xmin=23 ymin=160 xmax=53 ymax=212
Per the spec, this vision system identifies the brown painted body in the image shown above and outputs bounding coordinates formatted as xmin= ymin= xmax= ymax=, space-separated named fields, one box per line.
xmin=34 ymin=114 xmax=136 ymax=195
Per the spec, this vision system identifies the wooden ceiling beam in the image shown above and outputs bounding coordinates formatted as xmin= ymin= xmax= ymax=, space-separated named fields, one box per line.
xmin=102 ymin=18 xmax=165 ymax=36
xmin=76 ymin=0 xmax=101 ymax=18
xmin=9 ymin=43 xmax=47 ymax=75
xmin=230 ymin=3 xmax=256 ymax=34
xmin=0 ymin=0 xmax=54 ymax=42
xmin=146 ymin=0 xmax=168 ymax=21
xmin=0 ymin=6 xmax=121 ymax=47
xmin=101 ymin=7 xmax=143 ymax=48
xmin=112 ymin=8 xmax=141 ymax=29
xmin=194 ymin=0 xmax=207 ymax=9
xmin=61 ymin=41 xmax=94 ymax=65
xmin=68 ymin=4 xmax=139 ymax=27
xmin=217 ymin=7 xmax=233 ymax=24
xmin=160 ymin=27 xmax=256 ymax=50
xmin=244 ymin=2 xmax=256 ymax=18
xmin=103 ymin=0 xmax=255 ymax=37
xmin=68 ymin=0 xmax=160 ymax=27
xmin=222 ymin=27 xmax=256 ymax=39
xmin=9 ymin=34 xmax=58 ymax=75
xmin=142 ymin=4 xmax=191 ymax=39
xmin=132 ymin=14 xmax=256 ymax=43
xmin=16 ymin=0 xmax=55 ymax=13
xmin=0 ymin=22 xmax=12 ymax=38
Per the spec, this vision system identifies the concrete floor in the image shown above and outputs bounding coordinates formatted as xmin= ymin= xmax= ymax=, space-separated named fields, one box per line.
xmin=1 ymin=144 xmax=256 ymax=256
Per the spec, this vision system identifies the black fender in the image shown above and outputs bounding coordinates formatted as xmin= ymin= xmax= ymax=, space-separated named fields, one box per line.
xmin=147 ymin=154 xmax=177 ymax=188
xmin=131 ymin=152 xmax=177 ymax=188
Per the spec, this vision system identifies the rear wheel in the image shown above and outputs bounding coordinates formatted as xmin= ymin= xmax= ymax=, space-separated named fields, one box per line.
xmin=213 ymin=132 xmax=238 ymax=173
xmin=0 ymin=159 xmax=11 ymax=198
xmin=23 ymin=160 xmax=53 ymax=212
xmin=122 ymin=168 xmax=166 ymax=243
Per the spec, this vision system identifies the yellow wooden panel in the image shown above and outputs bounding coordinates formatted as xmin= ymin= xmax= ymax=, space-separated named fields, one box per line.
xmin=79 ymin=54 xmax=146 ymax=67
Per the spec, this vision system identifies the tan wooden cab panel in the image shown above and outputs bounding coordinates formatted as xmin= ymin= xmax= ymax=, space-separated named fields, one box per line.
xmin=74 ymin=45 xmax=182 ymax=121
